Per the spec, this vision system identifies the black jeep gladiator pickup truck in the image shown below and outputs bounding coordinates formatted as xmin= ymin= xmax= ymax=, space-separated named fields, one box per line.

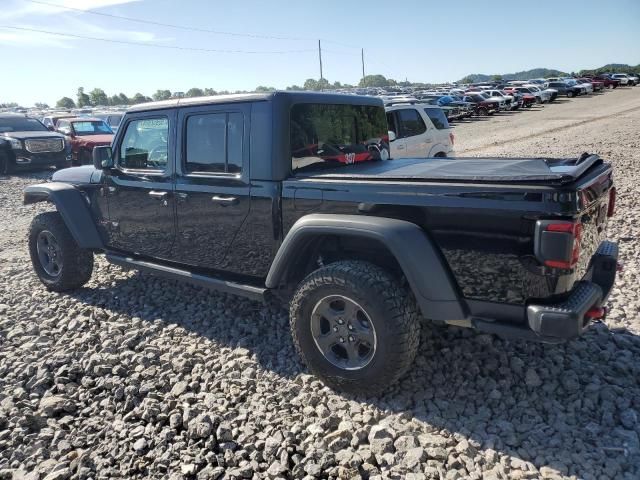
xmin=24 ymin=92 xmax=618 ymax=394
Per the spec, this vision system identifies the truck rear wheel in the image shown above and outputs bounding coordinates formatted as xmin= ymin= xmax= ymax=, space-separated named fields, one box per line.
xmin=289 ymin=260 xmax=420 ymax=395
xmin=28 ymin=212 xmax=94 ymax=292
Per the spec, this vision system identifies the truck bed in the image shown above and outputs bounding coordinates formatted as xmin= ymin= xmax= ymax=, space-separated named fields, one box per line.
xmin=296 ymin=154 xmax=604 ymax=185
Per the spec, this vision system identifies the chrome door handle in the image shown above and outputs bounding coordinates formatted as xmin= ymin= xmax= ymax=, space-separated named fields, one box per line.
xmin=148 ymin=190 xmax=169 ymax=199
xmin=211 ymin=195 xmax=238 ymax=206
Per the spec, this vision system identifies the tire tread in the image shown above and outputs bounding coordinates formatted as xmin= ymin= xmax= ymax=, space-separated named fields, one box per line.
xmin=28 ymin=211 xmax=93 ymax=291
xmin=289 ymin=260 xmax=420 ymax=395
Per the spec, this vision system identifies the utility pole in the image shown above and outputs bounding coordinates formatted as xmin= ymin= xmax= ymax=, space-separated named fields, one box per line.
xmin=318 ymin=40 xmax=323 ymax=80
xmin=361 ymin=48 xmax=365 ymax=81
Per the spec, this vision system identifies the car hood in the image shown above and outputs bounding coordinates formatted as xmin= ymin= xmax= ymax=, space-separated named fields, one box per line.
xmin=52 ymin=165 xmax=103 ymax=184
xmin=1 ymin=131 xmax=64 ymax=140
xmin=74 ymin=134 xmax=114 ymax=144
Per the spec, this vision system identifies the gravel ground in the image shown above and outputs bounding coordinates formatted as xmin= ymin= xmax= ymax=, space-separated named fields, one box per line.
xmin=1 ymin=88 xmax=639 ymax=480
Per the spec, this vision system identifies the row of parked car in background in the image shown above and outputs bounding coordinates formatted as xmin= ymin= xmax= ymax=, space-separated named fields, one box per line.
xmin=365 ymin=73 xmax=638 ymax=158
xmin=0 ymin=72 xmax=637 ymax=173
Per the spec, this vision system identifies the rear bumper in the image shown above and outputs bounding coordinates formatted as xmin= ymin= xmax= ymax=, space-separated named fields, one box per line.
xmin=472 ymin=241 xmax=618 ymax=342
xmin=527 ymin=240 xmax=618 ymax=339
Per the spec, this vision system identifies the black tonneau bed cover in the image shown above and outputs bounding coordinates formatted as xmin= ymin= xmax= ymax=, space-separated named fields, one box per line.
xmin=298 ymin=153 xmax=604 ymax=185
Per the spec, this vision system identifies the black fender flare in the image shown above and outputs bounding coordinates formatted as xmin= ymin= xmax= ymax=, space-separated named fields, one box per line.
xmin=266 ymin=214 xmax=466 ymax=321
xmin=23 ymin=182 xmax=104 ymax=249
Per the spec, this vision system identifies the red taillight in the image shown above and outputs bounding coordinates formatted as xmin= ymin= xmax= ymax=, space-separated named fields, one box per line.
xmin=585 ymin=306 xmax=606 ymax=320
xmin=449 ymin=132 xmax=455 ymax=146
xmin=543 ymin=221 xmax=582 ymax=269
xmin=608 ymin=187 xmax=616 ymax=217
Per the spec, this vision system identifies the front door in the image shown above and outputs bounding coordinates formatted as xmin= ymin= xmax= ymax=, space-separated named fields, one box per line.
xmin=172 ymin=104 xmax=251 ymax=271
xmin=386 ymin=111 xmax=407 ymax=158
xmin=104 ymin=112 xmax=176 ymax=260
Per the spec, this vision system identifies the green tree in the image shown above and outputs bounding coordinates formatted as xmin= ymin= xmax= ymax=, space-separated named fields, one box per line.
xmin=359 ymin=74 xmax=391 ymax=87
xmin=254 ymin=85 xmax=275 ymax=92
xmin=76 ymin=87 xmax=90 ymax=108
xmin=303 ymin=78 xmax=319 ymax=90
xmin=89 ymin=88 xmax=108 ymax=106
xmin=186 ymin=88 xmax=204 ymax=97
xmin=131 ymin=93 xmax=151 ymax=104
xmin=491 ymin=74 xmax=503 ymax=82
xmin=117 ymin=93 xmax=129 ymax=105
xmin=286 ymin=85 xmax=303 ymax=91
xmin=34 ymin=102 xmax=49 ymax=109
xmin=459 ymin=75 xmax=475 ymax=84
xmin=56 ymin=97 xmax=75 ymax=109
xmin=203 ymin=88 xmax=217 ymax=96
xmin=303 ymin=78 xmax=331 ymax=91
xmin=152 ymin=89 xmax=172 ymax=101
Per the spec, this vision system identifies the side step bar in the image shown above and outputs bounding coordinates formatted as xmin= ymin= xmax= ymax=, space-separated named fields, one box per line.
xmin=106 ymin=253 xmax=267 ymax=302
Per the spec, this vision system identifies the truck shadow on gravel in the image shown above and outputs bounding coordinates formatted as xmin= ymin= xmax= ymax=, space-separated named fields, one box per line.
xmin=69 ymin=266 xmax=640 ymax=479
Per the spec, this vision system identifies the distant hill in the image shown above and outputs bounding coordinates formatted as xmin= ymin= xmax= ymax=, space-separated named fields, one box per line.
xmin=458 ymin=68 xmax=568 ymax=84
xmin=458 ymin=64 xmax=640 ymax=83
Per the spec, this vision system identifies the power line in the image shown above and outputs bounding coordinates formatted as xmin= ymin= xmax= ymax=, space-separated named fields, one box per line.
xmin=22 ymin=0 xmax=293 ymax=41
xmin=0 ymin=25 xmax=316 ymax=54
xmin=24 ymin=0 xmax=362 ymax=49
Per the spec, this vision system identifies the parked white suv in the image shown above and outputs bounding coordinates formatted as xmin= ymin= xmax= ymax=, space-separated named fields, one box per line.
xmin=612 ymin=74 xmax=638 ymax=86
xmin=385 ymin=103 xmax=454 ymax=158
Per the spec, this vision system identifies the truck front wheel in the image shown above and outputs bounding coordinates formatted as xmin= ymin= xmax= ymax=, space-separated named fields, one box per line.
xmin=28 ymin=212 xmax=94 ymax=292
xmin=289 ymin=260 xmax=420 ymax=395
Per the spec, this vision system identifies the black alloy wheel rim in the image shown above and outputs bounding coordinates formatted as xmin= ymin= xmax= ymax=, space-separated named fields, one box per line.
xmin=310 ymin=295 xmax=377 ymax=370
xmin=36 ymin=230 xmax=62 ymax=277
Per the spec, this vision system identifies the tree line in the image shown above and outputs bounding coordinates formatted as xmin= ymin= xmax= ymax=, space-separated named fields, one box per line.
xmin=51 ymin=75 xmax=415 ymax=109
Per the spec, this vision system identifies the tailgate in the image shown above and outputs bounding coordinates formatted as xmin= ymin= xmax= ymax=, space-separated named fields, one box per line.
xmin=573 ymin=163 xmax=615 ymax=280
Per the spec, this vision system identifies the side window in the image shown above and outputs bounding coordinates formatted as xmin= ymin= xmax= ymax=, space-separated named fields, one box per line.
xmin=184 ymin=112 xmax=244 ymax=174
xmin=397 ymin=109 xmax=426 ymax=138
xmin=423 ymin=108 xmax=449 ymax=130
xmin=118 ymin=117 xmax=169 ymax=170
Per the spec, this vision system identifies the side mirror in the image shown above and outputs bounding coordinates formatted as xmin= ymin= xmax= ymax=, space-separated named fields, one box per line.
xmin=93 ymin=145 xmax=114 ymax=170
xmin=388 ymin=130 xmax=397 ymax=142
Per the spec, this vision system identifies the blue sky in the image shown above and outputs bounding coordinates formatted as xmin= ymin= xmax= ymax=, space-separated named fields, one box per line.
xmin=1 ymin=0 xmax=639 ymax=106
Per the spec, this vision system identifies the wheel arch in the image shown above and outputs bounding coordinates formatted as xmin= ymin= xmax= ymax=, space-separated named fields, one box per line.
xmin=267 ymin=214 xmax=466 ymax=321
xmin=24 ymin=183 xmax=104 ymax=249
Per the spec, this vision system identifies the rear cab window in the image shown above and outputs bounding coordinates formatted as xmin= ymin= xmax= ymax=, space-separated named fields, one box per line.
xmin=290 ymin=103 xmax=389 ymax=173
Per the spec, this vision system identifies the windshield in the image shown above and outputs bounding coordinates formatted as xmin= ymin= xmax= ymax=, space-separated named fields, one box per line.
xmin=0 ymin=116 xmax=48 ymax=133
xmin=72 ymin=121 xmax=113 ymax=136
xmin=290 ymin=103 xmax=389 ymax=173
xmin=109 ymin=114 xmax=123 ymax=126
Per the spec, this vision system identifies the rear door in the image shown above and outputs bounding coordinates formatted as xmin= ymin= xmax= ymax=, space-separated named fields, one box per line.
xmin=172 ymin=103 xmax=251 ymax=270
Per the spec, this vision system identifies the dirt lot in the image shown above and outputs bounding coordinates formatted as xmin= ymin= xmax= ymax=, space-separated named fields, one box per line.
xmin=1 ymin=88 xmax=639 ymax=480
